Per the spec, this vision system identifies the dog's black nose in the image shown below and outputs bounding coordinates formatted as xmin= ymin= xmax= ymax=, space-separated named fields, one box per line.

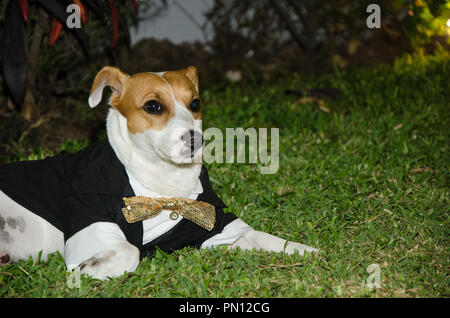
xmin=189 ymin=129 xmax=204 ymax=145
xmin=189 ymin=129 xmax=195 ymax=145
xmin=182 ymin=130 xmax=203 ymax=158
xmin=182 ymin=129 xmax=204 ymax=153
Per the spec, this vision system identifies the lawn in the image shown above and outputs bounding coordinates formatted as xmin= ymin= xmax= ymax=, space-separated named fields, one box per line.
xmin=0 ymin=49 xmax=448 ymax=297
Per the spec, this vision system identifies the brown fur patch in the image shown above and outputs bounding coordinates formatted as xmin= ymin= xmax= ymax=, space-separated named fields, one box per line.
xmin=163 ymin=70 xmax=201 ymax=120
xmin=114 ymin=73 xmax=176 ymax=133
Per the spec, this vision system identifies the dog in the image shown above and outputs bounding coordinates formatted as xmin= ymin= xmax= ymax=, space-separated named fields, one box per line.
xmin=0 ymin=66 xmax=317 ymax=280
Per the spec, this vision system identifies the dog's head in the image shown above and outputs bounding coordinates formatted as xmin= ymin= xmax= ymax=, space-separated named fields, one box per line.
xmin=88 ymin=66 xmax=203 ymax=164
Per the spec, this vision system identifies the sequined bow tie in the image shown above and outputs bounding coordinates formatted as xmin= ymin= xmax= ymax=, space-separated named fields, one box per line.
xmin=122 ymin=197 xmax=216 ymax=231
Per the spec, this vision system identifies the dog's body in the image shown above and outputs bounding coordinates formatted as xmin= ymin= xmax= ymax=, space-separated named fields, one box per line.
xmin=0 ymin=66 xmax=317 ymax=280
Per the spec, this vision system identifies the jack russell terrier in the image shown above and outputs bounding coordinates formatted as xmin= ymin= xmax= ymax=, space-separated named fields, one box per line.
xmin=0 ymin=66 xmax=317 ymax=280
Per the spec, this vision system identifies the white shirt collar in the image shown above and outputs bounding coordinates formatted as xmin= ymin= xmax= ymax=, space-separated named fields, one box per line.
xmin=125 ymin=168 xmax=203 ymax=198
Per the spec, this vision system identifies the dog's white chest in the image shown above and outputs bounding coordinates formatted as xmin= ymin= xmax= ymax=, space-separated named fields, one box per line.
xmin=125 ymin=169 xmax=203 ymax=244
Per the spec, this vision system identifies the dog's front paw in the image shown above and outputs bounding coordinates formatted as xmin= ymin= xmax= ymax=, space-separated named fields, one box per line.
xmin=284 ymin=241 xmax=319 ymax=256
xmin=231 ymin=230 xmax=319 ymax=256
xmin=79 ymin=250 xmax=116 ymax=280
xmin=78 ymin=243 xmax=140 ymax=280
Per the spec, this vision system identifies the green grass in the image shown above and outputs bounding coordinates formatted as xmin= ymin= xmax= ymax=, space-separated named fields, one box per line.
xmin=1 ymin=49 xmax=449 ymax=297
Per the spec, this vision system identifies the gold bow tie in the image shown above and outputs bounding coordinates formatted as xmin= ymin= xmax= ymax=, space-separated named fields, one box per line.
xmin=122 ymin=196 xmax=216 ymax=231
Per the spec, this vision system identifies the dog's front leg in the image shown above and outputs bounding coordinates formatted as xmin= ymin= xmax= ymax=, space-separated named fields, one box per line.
xmin=231 ymin=230 xmax=318 ymax=256
xmin=78 ymin=242 xmax=139 ymax=280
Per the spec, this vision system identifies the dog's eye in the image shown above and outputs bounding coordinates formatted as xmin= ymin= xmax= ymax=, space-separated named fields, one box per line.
xmin=143 ymin=100 xmax=163 ymax=114
xmin=190 ymin=99 xmax=200 ymax=112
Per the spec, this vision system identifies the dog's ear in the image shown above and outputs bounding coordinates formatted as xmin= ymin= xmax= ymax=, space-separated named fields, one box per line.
xmin=184 ymin=66 xmax=199 ymax=93
xmin=88 ymin=66 xmax=128 ymax=108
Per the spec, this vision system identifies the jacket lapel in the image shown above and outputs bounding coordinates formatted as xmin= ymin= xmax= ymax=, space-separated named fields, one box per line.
xmin=197 ymin=165 xmax=227 ymax=209
xmin=70 ymin=140 xmax=143 ymax=248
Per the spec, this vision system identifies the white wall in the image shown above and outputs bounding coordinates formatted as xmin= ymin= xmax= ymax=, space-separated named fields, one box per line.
xmin=130 ymin=0 xmax=214 ymax=46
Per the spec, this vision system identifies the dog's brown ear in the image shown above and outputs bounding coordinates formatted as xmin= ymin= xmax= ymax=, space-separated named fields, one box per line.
xmin=88 ymin=66 xmax=128 ymax=108
xmin=184 ymin=66 xmax=199 ymax=92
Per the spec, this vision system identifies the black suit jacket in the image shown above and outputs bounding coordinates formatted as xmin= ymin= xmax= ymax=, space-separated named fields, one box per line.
xmin=0 ymin=139 xmax=236 ymax=258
